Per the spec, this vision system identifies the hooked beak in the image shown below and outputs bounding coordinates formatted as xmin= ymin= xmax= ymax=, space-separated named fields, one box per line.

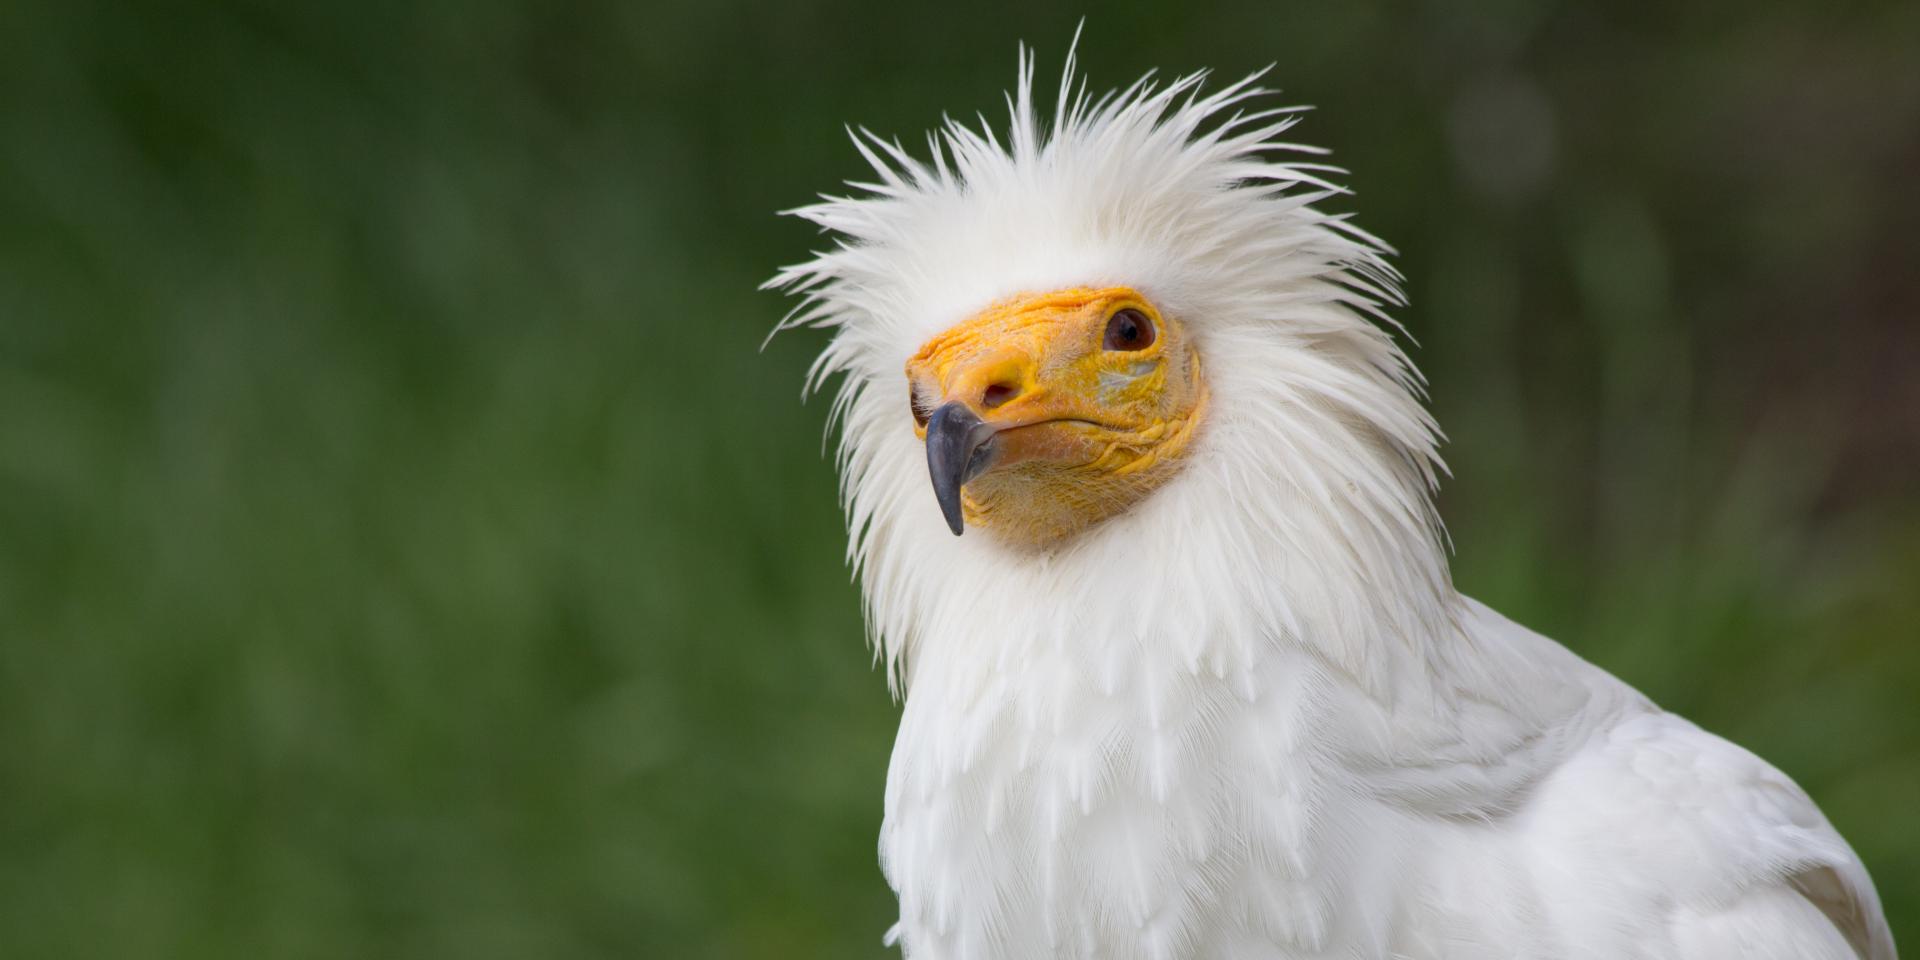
xmin=924 ymin=402 xmax=999 ymax=535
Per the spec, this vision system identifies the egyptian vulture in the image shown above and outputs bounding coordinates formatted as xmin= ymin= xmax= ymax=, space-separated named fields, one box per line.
xmin=767 ymin=44 xmax=1896 ymax=960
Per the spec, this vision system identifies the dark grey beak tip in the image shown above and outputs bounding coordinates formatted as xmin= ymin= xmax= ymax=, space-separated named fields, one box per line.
xmin=924 ymin=402 xmax=994 ymax=537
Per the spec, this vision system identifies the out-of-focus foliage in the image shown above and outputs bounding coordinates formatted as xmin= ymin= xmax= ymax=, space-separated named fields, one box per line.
xmin=0 ymin=1 xmax=1914 ymax=956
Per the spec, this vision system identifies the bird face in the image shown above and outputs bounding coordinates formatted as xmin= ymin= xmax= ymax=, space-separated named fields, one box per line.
xmin=906 ymin=286 xmax=1207 ymax=546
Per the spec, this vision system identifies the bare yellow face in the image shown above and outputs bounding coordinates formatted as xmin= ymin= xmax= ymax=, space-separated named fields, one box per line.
xmin=906 ymin=286 xmax=1207 ymax=547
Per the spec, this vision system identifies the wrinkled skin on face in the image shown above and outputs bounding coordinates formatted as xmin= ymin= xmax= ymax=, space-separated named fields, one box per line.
xmin=906 ymin=286 xmax=1208 ymax=548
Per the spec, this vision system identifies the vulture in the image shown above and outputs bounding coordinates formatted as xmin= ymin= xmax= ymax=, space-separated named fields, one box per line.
xmin=767 ymin=43 xmax=1895 ymax=960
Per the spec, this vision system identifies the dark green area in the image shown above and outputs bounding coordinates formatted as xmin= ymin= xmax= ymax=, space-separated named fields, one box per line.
xmin=1 ymin=1 xmax=1915 ymax=956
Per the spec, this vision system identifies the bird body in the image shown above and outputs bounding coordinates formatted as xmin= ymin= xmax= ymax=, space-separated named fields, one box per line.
xmin=770 ymin=44 xmax=1894 ymax=960
xmin=882 ymin=592 xmax=1883 ymax=959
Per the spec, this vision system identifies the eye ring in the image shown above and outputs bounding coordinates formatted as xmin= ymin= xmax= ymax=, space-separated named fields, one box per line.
xmin=1102 ymin=307 xmax=1156 ymax=352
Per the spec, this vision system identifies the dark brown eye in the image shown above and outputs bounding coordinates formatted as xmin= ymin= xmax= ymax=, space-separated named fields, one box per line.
xmin=1102 ymin=308 xmax=1156 ymax=351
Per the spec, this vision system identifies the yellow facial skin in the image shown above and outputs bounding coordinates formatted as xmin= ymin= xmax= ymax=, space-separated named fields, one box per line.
xmin=906 ymin=286 xmax=1208 ymax=548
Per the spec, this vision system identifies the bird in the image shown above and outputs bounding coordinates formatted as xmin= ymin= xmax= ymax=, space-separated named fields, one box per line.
xmin=766 ymin=41 xmax=1896 ymax=960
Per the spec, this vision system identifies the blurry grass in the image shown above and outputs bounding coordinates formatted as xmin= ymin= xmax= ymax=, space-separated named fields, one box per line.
xmin=0 ymin=0 xmax=1915 ymax=957
xmin=0 ymin=5 xmax=903 ymax=953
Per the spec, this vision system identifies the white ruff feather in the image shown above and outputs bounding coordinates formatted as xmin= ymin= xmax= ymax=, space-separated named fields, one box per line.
xmin=770 ymin=44 xmax=1895 ymax=960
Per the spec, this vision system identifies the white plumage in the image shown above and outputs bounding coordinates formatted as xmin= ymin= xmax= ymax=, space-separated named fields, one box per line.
xmin=769 ymin=43 xmax=1895 ymax=960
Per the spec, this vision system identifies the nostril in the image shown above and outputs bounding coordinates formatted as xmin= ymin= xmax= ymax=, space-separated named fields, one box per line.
xmin=982 ymin=381 xmax=1019 ymax=409
xmin=910 ymin=385 xmax=933 ymax=428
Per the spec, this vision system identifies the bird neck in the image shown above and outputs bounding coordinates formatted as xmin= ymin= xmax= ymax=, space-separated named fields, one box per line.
xmin=883 ymin=462 xmax=1468 ymax=714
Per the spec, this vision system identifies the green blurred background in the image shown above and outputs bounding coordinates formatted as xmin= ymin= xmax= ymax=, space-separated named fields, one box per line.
xmin=1 ymin=0 xmax=1915 ymax=956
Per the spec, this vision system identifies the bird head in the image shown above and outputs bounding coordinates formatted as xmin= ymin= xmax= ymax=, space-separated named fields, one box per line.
xmin=906 ymin=285 xmax=1207 ymax=545
xmin=769 ymin=42 xmax=1453 ymax=685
